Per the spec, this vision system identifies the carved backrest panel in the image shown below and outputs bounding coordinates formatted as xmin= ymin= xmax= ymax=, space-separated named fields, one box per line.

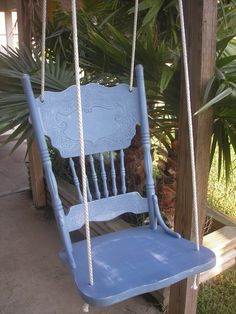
xmin=23 ymin=64 xmax=158 ymax=233
xmin=36 ymin=83 xmax=140 ymax=158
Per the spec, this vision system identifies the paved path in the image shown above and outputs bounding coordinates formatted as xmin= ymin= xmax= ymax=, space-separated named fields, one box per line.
xmin=0 ymin=141 xmax=159 ymax=314
xmin=0 ymin=138 xmax=29 ymax=196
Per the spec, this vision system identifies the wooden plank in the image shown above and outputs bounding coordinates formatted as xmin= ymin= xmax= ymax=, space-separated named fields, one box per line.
xmin=168 ymin=1 xmax=218 ymax=313
xmin=199 ymin=250 xmax=236 ymax=283
xmin=16 ymin=0 xmax=25 ymax=47
xmin=0 ymin=0 xmax=16 ymax=11
xmin=200 ymin=226 xmax=236 ymax=282
xmin=28 ymin=140 xmax=46 ymax=208
xmin=207 ymin=207 xmax=236 ymax=229
xmin=5 ymin=11 xmax=14 ymax=48
xmin=203 ymin=226 xmax=236 ymax=255
xmin=16 ymin=0 xmax=32 ymax=48
xmin=57 ymin=177 xmax=78 ymax=204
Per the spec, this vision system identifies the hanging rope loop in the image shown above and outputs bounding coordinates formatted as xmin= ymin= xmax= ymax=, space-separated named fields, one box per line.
xmin=40 ymin=0 xmax=47 ymax=102
xmin=178 ymin=0 xmax=200 ymax=251
xmin=129 ymin=0 xmax=139 ymax=91
xmin=191 ymin=275 xmax=199 ymax=290
xmin=71 ymin=0 xmax=94 ymax=286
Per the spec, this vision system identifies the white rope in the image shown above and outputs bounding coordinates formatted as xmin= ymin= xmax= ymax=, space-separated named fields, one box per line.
xmin=82 ymin=303 xmax=90 ymax=313
xmin=178 ymin=0 xmax=200 ymax=252
xmin=191 ymin=275 xmax=198 ymax=290
xmin=129 ymin=0 xmax=139 ymax=91
xmin=71 ymin=0 xmax=94 ymax=286
xmin=40 ymin=0 xmax=47 ymax=102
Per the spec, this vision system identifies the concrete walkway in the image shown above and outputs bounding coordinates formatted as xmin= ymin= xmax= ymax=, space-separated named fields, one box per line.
xmin=0 ymin=141 xmax=159 ymax=314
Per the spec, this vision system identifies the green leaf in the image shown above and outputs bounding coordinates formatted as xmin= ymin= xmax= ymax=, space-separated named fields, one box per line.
xmin=142 ymin=0 xmax=165 ymax=27
xmin=195 ymin=88 xmax=233 ymax=115
xmin=3 ymin=119 xmax=29 ymax=145
xmin=217 ymin=55 xmax=236 ymax=68
xmin=217 ymin=35 xmax=236 ymax=57
xmin=159 ymin=65 xmax=174 ymax=93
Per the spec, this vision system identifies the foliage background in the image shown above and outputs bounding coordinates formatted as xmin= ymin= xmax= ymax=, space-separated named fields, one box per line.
xmin=0 ymin=1 xmax=235 ymax=219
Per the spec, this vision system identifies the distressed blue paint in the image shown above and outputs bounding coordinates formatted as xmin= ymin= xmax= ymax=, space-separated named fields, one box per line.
xmin=86 ymin=175 xmax=93 ymax=202
xmin=89 ymin=155 xmax=101 ymax=199
xmin=99 ymin=153 xmax=109 ymax=198
xmin=36 ymin=83 xmax=140 ymax=158
xmin=152 ymin=195 xmax=180 ymax=238
xmin=22 ymin=74 xmax=76 ymax=271
xmin=22 ymin=64 xmax=216 ymax=308
xmin=65 ymin=192 xmax=149 ymax=232
xmin=63 ymin=226 xmax=216 ymax=307
xmin=120 ymin=149 xmax=126 ymax=194
xmin=69 ymin=158 xmax=83 ymax=203
xmin=109 ymin=152 xmax=117 ymax=196
xmin=136 ymin=65 xmax=157 ymax=229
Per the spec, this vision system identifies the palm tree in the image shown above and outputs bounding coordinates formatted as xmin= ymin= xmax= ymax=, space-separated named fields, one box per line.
xmin=0 ymin=0 xmax=235 ymax=226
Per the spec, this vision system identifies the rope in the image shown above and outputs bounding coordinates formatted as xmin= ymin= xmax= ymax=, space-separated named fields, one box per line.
xmin=82 ymin=303 xmax=90 ymax=313
xmin=40 ymin=0 xmax=47 ymax=102
xmin=71 ymin=0 xmax=94 ymax=286
xmin=191 ymin=276 xmax=198 ymax=290
xmin=178 ymin=0 xmax=200 ymax=252
xmin=129 ymin=0 xmax=139 ymax=91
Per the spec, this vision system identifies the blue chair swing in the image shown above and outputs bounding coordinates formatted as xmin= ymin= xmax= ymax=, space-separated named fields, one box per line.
xmin=22 ymin=63 xmax=215 ymax=308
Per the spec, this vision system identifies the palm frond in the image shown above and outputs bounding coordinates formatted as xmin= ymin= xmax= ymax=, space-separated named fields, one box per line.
xmin=0 ymin=47 xmax=75 ymax=152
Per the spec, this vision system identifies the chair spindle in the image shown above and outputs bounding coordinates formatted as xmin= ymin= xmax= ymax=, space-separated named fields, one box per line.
xmin=99 ymin=153 xmax=109 ymax=197
xmin=109 ymin=152 xmax=117 ymax=196
xmin=69 ymin=158 xmax=83 ymax=203
xmin=89 ymin=154 xmax=101 ymax=199
xmin=120 ymin=149 xmax=126 ymax=194
xmin=86 ymin=176 xmax=93 ymax=202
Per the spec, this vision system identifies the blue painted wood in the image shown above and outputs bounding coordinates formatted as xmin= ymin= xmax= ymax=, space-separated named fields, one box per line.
xmin=99 ymin=153 xmax=109 ymax=198
xmin=36 ymin=83 xmax=140 ymax=158
xmin=109 ymin=152 xmax=117 ymax=196
xmin=152 ymin=195 xmax=180 ymax=238
xmin=22 ymin=64 xmax=216 ymax=308
xmin=86 ymin=176 xmax=93 ymax=202
xmin=22 ymin=74 xmax=76 ymax=271
xmin=68 ymin=226 xmax=215 ymax=307
xmin=69 ymin=158 xmax=83 ymax=203
xmin=89 ymin=155 xmax=101 ymax=200
xmin=120 ymin=149 xmax=126 ymax=194
xmin=65 ymin=192 xmax=148 ymax=232
xmin=136 ymin=65 xmax=157 ymax=229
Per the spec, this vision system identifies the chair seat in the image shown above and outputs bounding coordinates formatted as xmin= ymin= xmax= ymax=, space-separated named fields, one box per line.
xmin=66 ymin=226 xmax=216 ymax=307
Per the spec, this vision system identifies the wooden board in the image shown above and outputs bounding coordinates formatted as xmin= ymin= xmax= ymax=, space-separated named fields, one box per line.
xmin=203 ymin=226 xmax=236 ymax=254
xmin=0 ymin=0 xmax=16 ymax=11
xmin=28 ymin=140 xmax=46 ymax=208
xmin=200 ymin=250 xmax=236 ymax=283
xmin=206 ymin=207 xmax=236 ymax=229
xmin=200 ymin=226 xmax=236 ymax=282
xmin=169 ymin=1 xmax=218 ymax=313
